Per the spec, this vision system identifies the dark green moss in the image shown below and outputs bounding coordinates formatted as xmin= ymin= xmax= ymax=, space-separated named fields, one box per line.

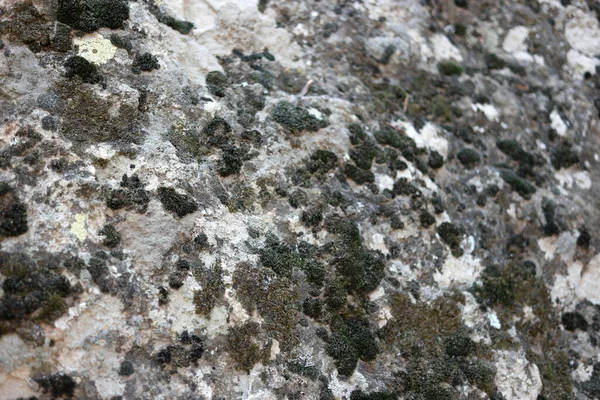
xmin=561 ymin=312 xmax=588 ymax=331
xmin=456 ymin=148 xmax=481 ymax=167
xmin=485 ymin=53 xmax=507 ymax=70
xmin=109 ymin=34 xmax=132 ymax=51
xmin=444 ymin=332 xmax=474 ymax=357
xmin=106 ymin=174 xmax=150 ymax=213
xmin=99 ymin=224 xmax=121 ymax=248
xmin=303 ymin=297 xmax=323 ymax=319
xmin=437 ymin=60 xmax=463 ymax=76
xmin=132 ymin=53 xmax=160 ymax=74
xmin=118 ymin=360 xmax=134 ymax=376
xmin=271 ymin=101 xmax=328 ymax=133
xmin=218 ymin=145 xmax=245 ymax=176
xmin=344 ymin=164 xmax=375 ymax=185
xmin=326 ymin=333 xmax=359 ymax=376
xmin=193 ymin=263 xmax=224 ymax=316
xmin=227 ymin=321 xmax=270 ymax=372
xmin=392 ymin=178 xmax=422 ymax=198
xmin=161 ymin=17 xmax=194 ymax=34
xmin=307 ymin=150 xmax=338 ymax=174
xmin=289 ymin=189 xmax=309 ymax=208
xmin=390 ymin=215 xmax=404 ymax=230
xmin=57 ymin=0 xmax=129 ymax=32
xmin=301 ymin=209 xmax=323 ymax=228
xmin=349 ymin=144 xmax=378 ymax=170
xmin=498 ymin=169 xmax=536 ymax=199
xmin=259 ymin=235 xmax=323 ymax=286
xmin=157 ymin=187 xmax=197 ymax=217
xmin=348 ymin=123 xmax=367 ymax=145
xmin=428 ymin=150 xmax=444 ymax=169
xmin=327 ymin=317 xmax=379 ymax=376
xmin=374 ymin=127 xmax=416 ymax=153
xmin=64 ymin=56 xmax=103 ymax=85
xmin=550 ymin=142 xmax=579 ymax=170
xmin=542 ymin=197 xmax=560 ymax=236
xmin=429 ymin=95 xmax=453 ymax=121
xmin=420 ymin=211 xmax=435 ymax=228
xmin=203 ymin=117 xmax=233 ymax=148
xmin=287 ymin=359 xmax=320 ymax=380
xmin=34 ymin=373 xmax=76 ymax=398
xmin=436 ymin=222 xmax=464 ymax=256
xmin=350 ymin=390 xmax=397 ymax=400
xmin=88 ymin=257 xmax=111 ymax=293
xmin=453 ymin=23 xmax=467 ymax=36
xmin=496 ymin=139 xmax=535 ymax=169
xmin=0 ymin=183 xmax=28 ymax=238
xmin=205 ymin=71 xmax=229 ymax=97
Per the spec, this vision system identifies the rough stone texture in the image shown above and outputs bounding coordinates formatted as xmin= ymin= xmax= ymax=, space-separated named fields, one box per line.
xmin=1 ymin=0 xmax=600 ymax=399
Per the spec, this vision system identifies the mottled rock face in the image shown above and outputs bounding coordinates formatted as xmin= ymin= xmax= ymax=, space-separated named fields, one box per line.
xmin=1 ymin=0 xmax=600 ymax=399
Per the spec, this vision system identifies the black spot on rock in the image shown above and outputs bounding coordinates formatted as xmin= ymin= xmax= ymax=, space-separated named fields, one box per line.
xmin=57 ymin=0 xmax=129 ymax=33
xmin=99 ymin=224 xmax=121 ymax=248
xmin=0 ymin=183 xmax=28 ymax=238
xmin=132 ymin=53 xmax=160 ymax=74
xmin=271 ymin=101 xmax=328 ymax=133
xmin=118 ymin=360 xmax=134 ymax=376
xmin=456 ymin=148 xmax=481 ymax=167
xmin=561 ymin=312 xmax=588 ymax=331
xmin=157 ymin=187 xmax=198 ymax=217
xmin=64 ymin=56 xmax=103 ymax=85
xmin=34 ymin=373 xmax=76 ymax=398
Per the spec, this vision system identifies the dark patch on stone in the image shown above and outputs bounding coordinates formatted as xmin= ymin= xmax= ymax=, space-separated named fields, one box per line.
xmin=561 ymin=312 xmax=588 ymax=331
xmin=56 ymin=0 xmax=129 ymax=33
xmin=157 ymin=187 xmax=198 ymax=218
xmin=436 ymin=222 xmax=464 ymax=257
xmin=0 ymin=183 xmax=28 ymax=238
xmin=271 ymin=101 xmax=328 ymax=133
xmin=132 ymin=53 xmax=160 ymax=74
xmin=205 ymin=71 xmax=229 ymax=97
xmin=34 ymin=373 xmax=76 ymax=398
xmin=118 ymin=360 xmax=134 ymax=376
xmin=106 ymin=174 xmax=150 ymax=213
xmin=456 ymin=148 xmax=481 ymax=167
xmin=99 ymin=224 xmax=121 ymax=248
xmin=64 ymin=56 xmax=103 ymax=85
xmin=110 ymin=34 xmax=132 ymax=51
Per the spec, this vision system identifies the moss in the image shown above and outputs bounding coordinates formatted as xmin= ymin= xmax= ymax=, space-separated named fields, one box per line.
xmin=3 ymin=3 xmax=56 ymax=53
xmin=498 ymin=169 xmax=536 ymax=199
xmin=542 ymin=197 xmax=560 ymax=236
xmin=349 ymin=144 xmax=378 ymax=170
xmin=227 ymin=321 xmax=270 ymax=372
xmin=99 ymin=224 xmax=121 ymax=248
xmin=227 ymin=183 xmax=256 ymax=213
xmin=374 ymin=127 xmax=416 ymax=153
xmin=271 ymin=101 xmax=328 ymax=133
xmin=0 ymin=183 xmax=28 ymax=238
xmin=232 ymin=262 xmax=299 ymax=351
xmin=561 ymin=312 xmax=588 ymax=331
xmin=35 ymin=294 xmax=67 ymax=323
xmin=258 ymin=235 xmax=323 ymax=285
xmin=436 ymin=222 xmax=464 ymax=257
xmin=288 ymin=189 xmax=308 ymax=208
xmin=132 ymin=53 xmax=160 ymax=74
xmin=109 ymin=34 xmax=132 ymax=51
xmin=87 ymin=257 xmax=111 ymax=293
xmin=106 ymin=174 xmax=150 ymax=213
xmin=390 ymin=215 xmax=404 ymax=230
xmin=419 ymin=211 xmax=435 ymax=228
xmin=57 ymin=0 xmax=129 ymax=32
xmin=205 ymin=71 xmax=229 ymax=97
xmin=437 ymin=60 xmax=463 ymax=76
xmin=327 ymin=317 xmax=379 ymax=376
xmin=118 ymin=360 xmax=134 ymax=376
xmin=34 ymin=373 xmax=76 ymax=398
xmin=307 ymin=150 xmax=338 ymax=174
xmin=217 ymin=145 xmax=246 ymax=176
xmin=456 ymin=148 xmax=480 ymax=167
xmin=326 ymin=332 xmax=359 ymax=376
xmin=350 ymin=390 xmax=397 ymax=400
xmin=444 ymin=332 xmax=474 ymax=357
xmin=428 ymin=150 xmax=444 ymax=169
xmin=485 ymin=53 xmax=506 ymax=70
xmin=161 ymin=17 xmax=194 ymax=34
xmin=203 ymin=117 xmax=233 ymax=148
xmin=287 ymin=359 xmax=320 ymax=380
xmin=453 ymin=23 xmax=467 ymax=36
xmin=157 ymin=187 xmax=198 ymax=218
xmin=325 ymin=279 xmax=348 ymax=311
xmin=496 ymin=139 xmax=535 ymax=168
xmin=192 ymin=263 xmax=224 ymax=316
xmin=54 ymin=81 xmax=142 ymax=145
xmin=392 ymin=178 xmax=422 ymax=198
xmin=550 ymin=142 xmax=579 ymax=170
xmin=344 ymin=164 xmax=375 ymax=185
xmin=429 ymin=95 xmax=453 ymax=121
xmin=348 ymin=123 xmax=367 ymax=145
xmin=301 ymin=209 xmax=323 ymax=228
xmin=303 ymin=297 xmax=323 ymax=319
xmin=64 ymin=56 xmax=103 ymax=85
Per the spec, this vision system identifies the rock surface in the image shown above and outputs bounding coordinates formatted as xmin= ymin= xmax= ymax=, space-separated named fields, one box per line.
xmin=1 ymin=0 xmax=600 ymax=399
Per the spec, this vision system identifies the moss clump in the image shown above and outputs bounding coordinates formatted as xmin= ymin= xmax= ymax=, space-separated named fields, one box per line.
xmin=419 ymin=211 xmax=436 ymax=228
xmin=307 ymin=150 xmax=338 ymax=174
xmin=301 ymin=209 xmax=323 ymax=228
xmin=349 ymin=144 xmax=379 ymax=170
xmin=0 ymin=183 xmax=28 ymax=238
xmin=550 ymin=142 xmax=579 ymax=170
xmin=344 ymin=164 xmax=375 ymax=185
xmin=227 ymin=321 xmax=270 ymax=372
xmin=34 ymin=373 xmax=76 ymax=398
xmin=374 ymin=127 xmax=416 ymax=154
xmin=203 ymin=117 xmax=233 ymax=148
xmin=161 ymin=17 xmax=194 ymax=34
xmin=456 ymin=148 xmax=481 ymax=167
xmin=232 ymin=262 xmax=299 ymax=351
xmin=99 ymin=224 xmax=121 ymax=248
xmin=88 ymin=257 xmax=111 ymax=293
xmin=327 ymin=317 xmax=379 ymax=376
xmin=205 ymin=71 xmax=229 ymax=97
xmin=348 ymin=123 xmax=367 ymax=145
xmin=498 ymin=169 xmax=536 ymax=199
xmin=288 ymin=189 xmax=308 ymax=208
xmin=64 ymin=56 xmax=103 ymax=85
xmin=109 ymin=34 xmax=132 ymax=51
xmin=157 ymin=187 xmax=198 ymax=217
xmin=303 ymin=297 xmax=323 ymax=319
xmin=437 ymin=60 xmax=463 ymax=76
xmin=436 ymin=222 xmax=464 ymax=257
xmin=428 ymin=150 xmax=444 ymax=169
xmin=218 ymin=145 xmax=246 ymax=176
xmin=561 ymin=311 xmax=587 ymax=331
xmin=106 ymin=174 xmax=150 ymax=213
xmin=54 ymin=81 xmax=142 ymax=145
xmin=390 ymin=215 xmax=404 ymax=230
xmin=496 ymin=139 xmax=535 ymax=168
xmin=193 ymin=263 xmax=224 ymax=316
xmin=350 ymin=390 xmax=397 ymax=400
xmin=271 ymin=101 xmax=328 ymax=133
xmin=258 ymin=235 xmax=324 ymax=286
xmin=118 ymin=360 xmax=135 ymax=376
xmin=429 ymin=95 xmax=453 ymax=121
xmin=57 ymin=0 xmax=129 ymax=32
xmin=485 ymin=53 xmax=506 ymax=70
xmin=132 ymin=53 xmax=160 ymax=74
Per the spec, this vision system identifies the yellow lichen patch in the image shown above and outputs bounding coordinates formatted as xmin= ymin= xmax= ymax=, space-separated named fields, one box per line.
xmin=73 ymin=34 xmax=117 ymax=65
xmin=71 ymin=214 xmax=87 ymax=241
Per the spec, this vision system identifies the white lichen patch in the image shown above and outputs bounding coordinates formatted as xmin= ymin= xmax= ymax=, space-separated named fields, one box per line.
xmin=434 ymin=253 xmax=483 ymax=288
xmin=394 ymin=120 xmax=449 ymax=158
xmin=472 ymin=103 xmax=500 ymax=122
xmin=70 ymin=214 xmax=88 ymax=242
xmin=550 ymin=109 xmax=568 ymax=136
xmin=73 ymin=34 xmax=117 ymax=65
xmin=565 ymin=9 xmax=600 ymax=56
xmin=494 ymin=350 xmax=543 ymax=400
xmin=554 ymin=169 xmax=592 ymax=190
xmin=430 ymin=33 xmax=463 ymax=62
